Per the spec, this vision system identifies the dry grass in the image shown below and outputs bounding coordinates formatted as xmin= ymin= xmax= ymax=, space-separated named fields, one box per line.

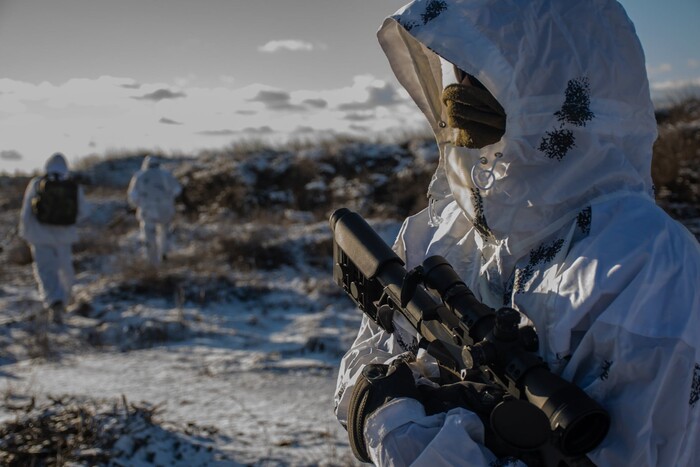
xmin=652 ymin=97 xmax=700 ymax=222
xmin=218 ymin=229 xmax=295 ymax=271
xmin=0 ymin=395 xmax=158 ymax=466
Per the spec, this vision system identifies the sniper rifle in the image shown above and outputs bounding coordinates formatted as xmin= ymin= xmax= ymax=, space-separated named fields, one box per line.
xmin=330 ymin=207 xmax=610 ymax=466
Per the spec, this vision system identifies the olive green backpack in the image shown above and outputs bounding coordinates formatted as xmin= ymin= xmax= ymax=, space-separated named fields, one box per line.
xmin=31 ymin=175 xmax=79 ymax=225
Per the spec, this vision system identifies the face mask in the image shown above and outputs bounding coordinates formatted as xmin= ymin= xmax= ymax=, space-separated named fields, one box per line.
xmin=442 ymin=83 xmax=506 ymax=149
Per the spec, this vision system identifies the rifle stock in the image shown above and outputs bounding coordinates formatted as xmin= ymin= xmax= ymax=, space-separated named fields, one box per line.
xmin=331 ymin=208 xmax=609 ymax=465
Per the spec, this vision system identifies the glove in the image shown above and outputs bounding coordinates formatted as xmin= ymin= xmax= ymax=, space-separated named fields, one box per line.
xmin=347 ymin=358 xmax=423 ymax=463
xmin=421 ymin=381 xmax=550 ymax=458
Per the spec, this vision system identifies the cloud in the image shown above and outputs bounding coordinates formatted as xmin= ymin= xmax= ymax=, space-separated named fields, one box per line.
xmin=249 ymin=89 xmax=304 ymax=111
xmin=688 ymin=59 xmax=700 ymax=70
xmin=0 ymin=150 xmax=22 ymax=161
xmin=159 ymin=117 xmax=182 ymax=125
xmin=349 ymin=124 xmax=370 ymax=132
xmin=196 ymin=126 xmax=274 ymax=137
xmin=175 ymin=74 xmax=198 ymax=88
xmin=120 ymin=83 xmax=141 ymax=89
xmin=337 ymin=80 xmax=405 ymax=111
xmin=242 ymin=126 xmax=274 ymax=135
xmin=294 ymin=126 xmax=316 ymax=134
xmin=646 ymin=63 xmax=673 ymax=76
xmin=197 ymin=129 xmax=237 ymax=136
xmin=258 ymin=40 xmax=324 ymax=53
xmin=302 ymin=98 xmax=327 ymax=109
xmin=0 ymin=74 xmax=428 ymax=173
xmin=343 ymin=112 xmax=375 ymax=122
xmin=651 ymin=77 xmax=700 ymax=92
xmin=133 ymin=88 xmax=186 ymax=102
xmin=650 ymin=77 xmax=700 ymax=105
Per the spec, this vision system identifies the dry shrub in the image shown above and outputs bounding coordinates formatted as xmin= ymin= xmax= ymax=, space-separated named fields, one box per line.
xmin=301 ymin=236 xmax=334 ymax=270
xmin=219 ymin=231 xmax=294 ymax=271
xmin=5 ymin=238 xmax=32 ymax=266
xmin=108 ymin=255 xmax=241 ymax=305
xmin=0 ymin=176 xmax=32 ymax=211
xmin=0 ymin=396 xmax=117 ymax=466
xmin=73 ymin=231 xmax=124 ymax=257
xmin=115 ymin=267 xmax=181 ymax=298
xmin=27 ymin=314 xmax=53 ymax=360
xmin=179 ymin=169 xmax=248 ymax=216
xmin=0 ymin=395 xmax=209 ymax=467
xmin=652 ymin=97 xmax=700 ymax=219
xmin=372 ymin=164 xmax=434 ymax=218
xmin=176 ymin=138 xmax=436 ymax=223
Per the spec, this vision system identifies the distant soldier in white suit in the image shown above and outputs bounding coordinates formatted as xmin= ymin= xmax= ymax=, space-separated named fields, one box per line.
xmin=19 ymin=152 xmax=89 ymax=323
xmin=127 ymin=156 xmax=182 ymax=266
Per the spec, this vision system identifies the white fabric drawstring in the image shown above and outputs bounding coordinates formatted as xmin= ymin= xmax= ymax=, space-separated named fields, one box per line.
xmin=470 ymin=152 xmax=502 ymax=191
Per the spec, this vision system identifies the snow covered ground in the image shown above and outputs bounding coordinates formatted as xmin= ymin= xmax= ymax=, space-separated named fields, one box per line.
xmin=0 ymin=155 xmax=406 ymax=465
xmin=0 ymin=241 xmax=377 ymax=465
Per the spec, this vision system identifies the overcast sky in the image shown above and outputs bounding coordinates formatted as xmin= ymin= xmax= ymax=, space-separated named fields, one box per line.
xmin=1 ymin=0 xmax=698 ymax=173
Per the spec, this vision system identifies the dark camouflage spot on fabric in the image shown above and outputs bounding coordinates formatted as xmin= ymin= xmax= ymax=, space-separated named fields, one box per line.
xmin=471 ymin=187 xmax=493 ymax=240
xmin=691 ymin=364 xmax=700 ymax=407
xmin=395 ymin=331 xmax=418 ymax=354
xmin=514 ymin=238 xmax=565 ymax=293
xmin=600 ymin=360 xmax=613 ymax=381
xmin=555 ymin=78 xmax=594 ymax=127
xmin=576 ymin=206 xmax=592 ymax=235
xmin=539 ymin=128 xmax=575 ymax=161
xmin=421 ymin=0 xmax=448 ymax=24
xmin=397 ymin=17 xmax=419 ymax=31
xmin=530 ymin=238 xmax=565 ymax=264
xmin=539 ymin=76 xmax=594 ymax=161
xmin=335 ymin=383 xmax=346 ymax=412
xmin=489 ymin=457 xmax=522 ymax=467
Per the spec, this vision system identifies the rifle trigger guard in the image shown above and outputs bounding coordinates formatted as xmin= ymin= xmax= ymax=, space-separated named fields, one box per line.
xmin=377 ymin=304 xmax=395 ymax=333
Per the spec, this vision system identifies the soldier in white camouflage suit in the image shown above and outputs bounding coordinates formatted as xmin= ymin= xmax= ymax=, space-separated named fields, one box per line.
xmin=335 ymin=0 xmax=700 ymax=465
xmin=127 ymin=156 xmax=182 ymax=267
xmin=19 ymin=152 xmax=89 ymax=323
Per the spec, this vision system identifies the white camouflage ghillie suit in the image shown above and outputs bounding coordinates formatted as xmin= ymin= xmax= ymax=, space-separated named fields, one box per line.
xmin=127 ymin=156 xmax=182 ymax=266
xmin=19 ymin=152 xmax=88 ymax=316
xmin=334 ymin=0 xmax=700 ymax=465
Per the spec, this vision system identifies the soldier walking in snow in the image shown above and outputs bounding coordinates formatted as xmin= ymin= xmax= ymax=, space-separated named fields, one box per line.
xmin=127 ymin=156 xmax=182 ymax=267
xmin=19 ymin=152 xmax=89 ymax=324
xmin=335 ymin=0 xmax=700 ymax=465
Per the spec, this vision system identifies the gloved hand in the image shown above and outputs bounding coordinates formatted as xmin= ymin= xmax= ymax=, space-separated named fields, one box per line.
xmin=347 ymin=358 xmax=423 ymax=462
xmin=420 ymin=381 xmax=551 ymax=459
xmin=442 ymin=83 xmax=506 ymax=148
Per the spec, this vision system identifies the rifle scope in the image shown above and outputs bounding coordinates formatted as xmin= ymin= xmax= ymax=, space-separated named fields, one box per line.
xmin=420 ymin=256 xmax=610 ymax=456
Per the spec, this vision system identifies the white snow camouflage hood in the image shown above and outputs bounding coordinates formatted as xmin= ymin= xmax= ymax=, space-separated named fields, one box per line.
xmin=378 ymin=0 xmax=657 ymax=255
xmin=45 ymin=152 xmax=69 ymax=178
